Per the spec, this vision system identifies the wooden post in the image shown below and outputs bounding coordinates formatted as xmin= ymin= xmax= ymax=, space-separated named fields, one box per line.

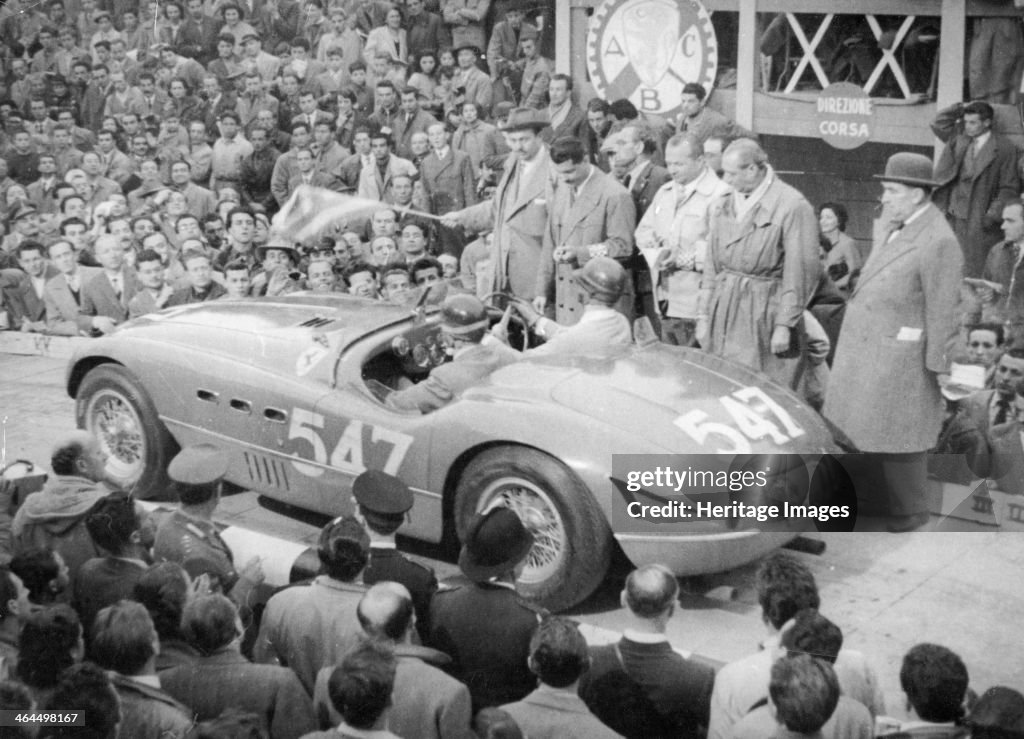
xmin=556 ymin=0 xmax=572 ymax=75
xmin=736 ymin=0 xmax=757 ymax=130
xmin=935 ymin=0 xmax=966 ymax=156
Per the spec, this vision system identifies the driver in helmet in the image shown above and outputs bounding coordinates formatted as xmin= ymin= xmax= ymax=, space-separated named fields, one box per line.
xmin=501 ymin=257 xmax=633 ymax=356
xmin=386 ymin=294 xmax=519 ymax=413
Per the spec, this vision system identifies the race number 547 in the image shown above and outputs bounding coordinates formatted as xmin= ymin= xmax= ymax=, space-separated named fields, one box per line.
xmin=287 ymin=407 xmax=412 ymax=477
xmin=674 ymin=387 xmax=805 ymax=454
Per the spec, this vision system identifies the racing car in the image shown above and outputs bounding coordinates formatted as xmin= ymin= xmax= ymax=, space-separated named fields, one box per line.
xmin=67 ymin=293 xmax=840 ymax=610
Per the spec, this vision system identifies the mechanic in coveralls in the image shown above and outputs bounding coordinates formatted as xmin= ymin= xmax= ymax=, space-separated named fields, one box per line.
xmin=386 ymin=294 xmax=519 ymax=413
xmin=498 ymin=256 xmax=633 ymax=355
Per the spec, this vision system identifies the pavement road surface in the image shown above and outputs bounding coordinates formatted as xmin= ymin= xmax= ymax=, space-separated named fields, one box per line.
xmin=2 ymin=349 xmax=1022 ymax=721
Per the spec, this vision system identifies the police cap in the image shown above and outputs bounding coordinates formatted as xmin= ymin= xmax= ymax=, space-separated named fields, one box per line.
xmin=168 ymin=444 xmax=229 ymax=485
xmin=352 ymin=470 xmax=413 ymax=516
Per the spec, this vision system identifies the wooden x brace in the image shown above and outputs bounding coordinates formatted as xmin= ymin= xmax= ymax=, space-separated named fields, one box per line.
xmin=863 ymin=15 xmax=916 ymax=99
xmin=783 ymin=12 xmax=835 ymax=94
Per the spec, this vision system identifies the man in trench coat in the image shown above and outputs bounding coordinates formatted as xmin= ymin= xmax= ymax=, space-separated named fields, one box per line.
xmin=824 ymin=153 xmax=963 ymax=532
xmin=698 ymin=138 xmax=821 ymax=389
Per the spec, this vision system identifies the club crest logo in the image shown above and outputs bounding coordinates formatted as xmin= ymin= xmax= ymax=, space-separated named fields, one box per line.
xmin=587 ymin=0 xmax=718 ymax=119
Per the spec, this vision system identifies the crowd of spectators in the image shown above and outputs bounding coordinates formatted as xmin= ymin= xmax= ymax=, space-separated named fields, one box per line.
xmin=0 ymin=434 xmax=1019 ymax=738
xmin=0 ymin=0 xmax=1021 ymax=734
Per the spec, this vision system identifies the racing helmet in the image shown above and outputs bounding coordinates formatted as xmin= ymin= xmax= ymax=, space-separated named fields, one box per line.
xmin=574 ymin=257 xmax=627 ymax=303
xmin=440 ymin=293 xmax=489 ymax=340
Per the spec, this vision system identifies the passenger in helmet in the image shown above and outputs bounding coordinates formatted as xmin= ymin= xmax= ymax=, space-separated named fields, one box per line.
xmin=502 ymin=257 xmax=633 ymax=356
xmin=385 ymin=294 xmax=519 ymax=413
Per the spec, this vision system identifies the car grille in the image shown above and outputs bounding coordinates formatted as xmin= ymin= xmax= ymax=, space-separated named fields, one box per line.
xmin=243 ymin=452 xmax=292 ymax=491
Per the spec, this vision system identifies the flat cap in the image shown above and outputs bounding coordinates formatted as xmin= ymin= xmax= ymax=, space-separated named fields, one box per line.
xmin=9 ymin=203 xmax=38 ymax=221
xmin=168 ymin=444 xmax=229 ymax=485
xmin=352 ymin=470 xmax=413 ymax=515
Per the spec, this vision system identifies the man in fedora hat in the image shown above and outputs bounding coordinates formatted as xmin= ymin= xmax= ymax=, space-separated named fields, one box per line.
xmin=454 ymin=43 xmax=492 ymax=117
xmin=427 ymin=506 xmax=545 ymax=711
xmin=825 ymin=152 xmax=963 ymax=532
xmin=250 ymin=240 xmax=302 ymax=296
xmin=442 ymin=106 xmax=552 ymax=304
xmin=352 ymin=469 xmax=438 ymax=636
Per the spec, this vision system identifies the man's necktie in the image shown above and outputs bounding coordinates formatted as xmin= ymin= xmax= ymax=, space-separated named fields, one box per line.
xmin=995 ymin=398 xmax=1010 ymax=426
xmin=623 ymin=174 xmax=632 ymax=190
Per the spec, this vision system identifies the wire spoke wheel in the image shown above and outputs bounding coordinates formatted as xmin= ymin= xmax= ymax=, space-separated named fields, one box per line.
xmin=86 ymin=389 xmax=145 ymax=481
xmin=454 ymin=446 xmax=611 ymax=611
xmin=479 ymin=477 xmax=568 ymax=583
xmin=75 ymin=364 xmax=178 ymax=500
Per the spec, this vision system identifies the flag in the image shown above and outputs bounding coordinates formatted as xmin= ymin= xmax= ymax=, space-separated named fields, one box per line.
xmin=270 ymin=186 xmax=389 ymax=243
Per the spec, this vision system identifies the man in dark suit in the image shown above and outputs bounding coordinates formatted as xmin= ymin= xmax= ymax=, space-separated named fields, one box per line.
xmin=538 ymin=135 xmax=637 ymax=325
xmin=420 ymin=122 xmax=477 ymax=257
xmin=406 ymin=0 xmax=449 ymax=62
xmin=80 ymin=234 xmax=141 ymax=334
xmin=351 ymin=470 xmax=438 ymax=641
xmin=613 ymin=123 xmax=670 ymax=330
xmin=540 ymin=73 xmax=587 ymax=144
xmin=290 ymin=89 xmax=333 ymax=133
xmin=387 ymin=294 xmax=518 ymax=413
xmin=75 ymin=494 xmax=152 ymax=637
xmin=931 ymin=100 xmax=1020 ymax=277
xmin=976 ymin=201 xmax=1024 ymax=348
xmin=825 ymin=153 xmax=964 ymax=532
xmin=166 ymin=250 xmax=227 ymax=306
xmin=962 ymin=348 xmax=1024 ymax=441
xmin=427 ymin=506 xmax=545 ymax=712
xmin=392 ymin=87 xmax=438 ymax=161
xmin=581 ymin=564 xmax=714 ymax=737
xmin=182 ymin=0 xmax=220 ymax=63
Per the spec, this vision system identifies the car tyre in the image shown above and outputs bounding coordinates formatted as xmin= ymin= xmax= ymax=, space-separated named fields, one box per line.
xmin=75 ymin=364 xmax=178 ymax=500
xmin=454 ymin=446 xmax=612 ymax=612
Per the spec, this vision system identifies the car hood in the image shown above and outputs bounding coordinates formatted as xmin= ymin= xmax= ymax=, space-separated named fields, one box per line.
xmin=491 ymin=344 xmax=836 ymax=454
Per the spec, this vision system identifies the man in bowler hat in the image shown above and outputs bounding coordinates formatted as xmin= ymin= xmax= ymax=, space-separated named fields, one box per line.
xmin=825 ymin=153 xmax=963 ymax=532
xmin=352 ymin=469 xmax=438 ymax=636
xmin=426 ymin=507 xmax=545 ymax=712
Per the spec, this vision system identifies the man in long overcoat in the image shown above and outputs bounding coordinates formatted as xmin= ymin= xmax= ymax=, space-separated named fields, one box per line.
xmin=825 ymin=153 xmax=963 ymax=531
xmin=443 ymin=107 xmax=552 ymax=302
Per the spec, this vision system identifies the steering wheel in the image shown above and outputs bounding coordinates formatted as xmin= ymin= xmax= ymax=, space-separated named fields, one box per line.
xmin=480 ymin=292 xmax=532 ymax=352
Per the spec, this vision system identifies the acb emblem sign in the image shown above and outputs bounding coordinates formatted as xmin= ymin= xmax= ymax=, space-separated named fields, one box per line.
xmin=587 ymin=0 xmax=718 ymax=120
